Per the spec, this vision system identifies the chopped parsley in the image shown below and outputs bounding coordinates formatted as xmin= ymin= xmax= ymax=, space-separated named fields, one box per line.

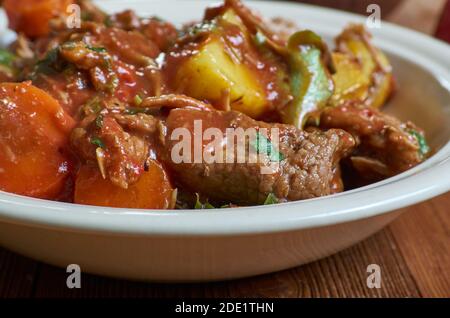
xmin=194 ymin=194 xmax=235 ymax=209
xmin=409 ymin=130 xmax=430 ymax=157
xmin=95 ymin=114 xmax=104 ymax=128
xmin=107 ymin=74 xmax=119 ymax=93
xmin=61 ymin=41 xmax=77 ymax=50
xmin=263 ymin=193 xmax=279 ymax=205
xmin=124 ymin=107 xmax=154 ymax=115
xmin=90 ymin=137 xmax=105 ymax=149
xmin=85 ymin=97 xmax=102 ymax=114
xmin=0 ymin=49 xmax=15 ymax=67
xmin=81 ymin=11 xmax=92 ymax=22
xmin=133 ymin=94 xmax=143 ymax=106
xmin=185 ymin=22 xmax=215 ymax=38
xmin=252 ymin=131 xmax=284 ymax=162
xmin=87 ymin=46 xmax=107 ymax=53
xmin=104 ymin=16 xmax=113 ymax=27
xmin=194 ymin=193 xmax=215 ymax=209
xmin=34 ymin=48 xmax=60 ymax=75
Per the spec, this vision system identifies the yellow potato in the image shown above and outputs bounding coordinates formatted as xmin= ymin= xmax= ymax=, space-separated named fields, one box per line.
xmin=174 ymin=38 xmax=267 ymax=118
xmin=169 ymin=9 xmax=286 ymax=119
xmin=335 ymin=25 xmax=395 ymax=109
xmin=329 ymin=52 xmax=370 ymax=107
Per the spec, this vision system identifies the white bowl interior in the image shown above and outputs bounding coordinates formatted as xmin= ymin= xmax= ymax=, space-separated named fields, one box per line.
xmin=384 ymin=54 xmax=450 ymax=149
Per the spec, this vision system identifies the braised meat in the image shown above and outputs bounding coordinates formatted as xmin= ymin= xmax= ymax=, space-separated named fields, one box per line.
xmin=162 ymin=108 xmax=355 ymax=205
xmin=70 ymin=105 xmax=159 ymax=189
xmin=316 ymin=104 xmax=428 ymax=181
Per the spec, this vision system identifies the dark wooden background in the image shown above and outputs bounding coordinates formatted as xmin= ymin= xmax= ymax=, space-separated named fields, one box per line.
xmin=0 ymin=0 xmax=449 ymax=298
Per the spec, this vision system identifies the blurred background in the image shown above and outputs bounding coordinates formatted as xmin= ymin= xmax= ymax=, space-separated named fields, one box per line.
xmin=294 ymin=0 xmax=448 ymax=36
xmin=295 ymin=0 xmax=399 ymax=14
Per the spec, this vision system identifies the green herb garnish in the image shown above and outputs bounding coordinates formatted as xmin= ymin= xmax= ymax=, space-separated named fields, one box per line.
xmin=263 ymin=193 xmax=279 ymax=205
xmin=90 ymin=137 xmax=105 ymax=149
xmin=104 ymin=16 xmax=113 ymax=27
xmin=409 ymin=130 xmax=430 ymax=157
xmin=124 ymin=107 xmax=154 ymax=115
xmin=133 ymin=94 xmax=143 ymax=106
xmin=34 ymin=48 xmax=60 ymax=75
xmin=194 ymin=193 xmax=215 ymax=209
xmin=252 ymin=131 xmax=284 ymax=162
xmin=87 ymin=46 xmax=107 ymax=53
xmin=0 ymin=49 xmax=15 ymax=67
xmin=81 ymin=11 xmax=92 ymax=22
xmin=95 ymin=115 xmax=104 ymax=128
xmin=107 ymin=74 xmax=119 ymax=93
xmin=84 ymin=96 xmax=102 ymax=114
xmin=61 ymin=41 xmax=77 ymax=50
xmin=186 ymin=22 xmax=215 ymax=38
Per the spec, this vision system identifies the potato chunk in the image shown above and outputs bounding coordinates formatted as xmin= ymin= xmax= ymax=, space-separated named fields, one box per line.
xmin=329 ymin=52 xmax=370 ymax=107
xmin=173 ymin=38 xmax=266 ymax=118
xmin=164 ymin=9 xmax=290 ymax=119
xmin=335 ymin=25 xmax=395 ymax=109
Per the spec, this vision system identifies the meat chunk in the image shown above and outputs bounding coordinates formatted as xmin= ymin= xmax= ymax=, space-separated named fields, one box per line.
xmin=70 ymin=111 xmax=159 ymax=189
xmin=316 ymin=104 xmax=428 ymax=181
xmin=28 ymin=23 xmax=163 ymax=115
xmin=162 ymin=108 xmax=355 ymax=205
xmin=103 ymin=9 xmax=178 ymax=51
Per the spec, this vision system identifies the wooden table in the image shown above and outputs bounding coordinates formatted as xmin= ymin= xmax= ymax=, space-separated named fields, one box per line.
xmin=0 ymin=0 xmax=449 ymax=298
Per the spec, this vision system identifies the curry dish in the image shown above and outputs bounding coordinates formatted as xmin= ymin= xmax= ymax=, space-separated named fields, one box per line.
xmin=0 ymin=0 xmax=430 ymax=209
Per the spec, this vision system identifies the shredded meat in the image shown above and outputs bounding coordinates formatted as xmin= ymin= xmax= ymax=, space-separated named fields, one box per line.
xmin=162 ymin=108 xmax=355 ymax=205
xmin=104 ymin=8 xmax=178 ymax=51
xmin=78 ymin=0 xmax=109 ymax=24
xmin=60 ymin=41 xmax=118 ymax=92
xmin=140 ymin=94 xmax=214 ymax=111
xmin=70 ymin=111 xmax=159 ymax=189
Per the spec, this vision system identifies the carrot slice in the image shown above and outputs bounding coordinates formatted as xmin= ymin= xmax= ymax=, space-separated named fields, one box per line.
xmin=74 ymin=161 xmax=174 ymax=209
xmin=0 ymin=82 xmax=75 ymax=199
xmin=3 ymin=0 xmax=74 ymax=38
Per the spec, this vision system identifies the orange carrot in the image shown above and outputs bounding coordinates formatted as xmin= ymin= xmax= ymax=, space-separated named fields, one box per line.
xmin=74 ymin=161 xmax=174 ymax=209
xmin=3 ymin=0 xmax=74 ymax=38
xmin=0 ymin=82 xmax=75 ymax=199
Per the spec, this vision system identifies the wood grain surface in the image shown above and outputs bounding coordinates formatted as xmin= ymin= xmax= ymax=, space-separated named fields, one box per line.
xmin=0 ymin=0 xmax=449 ymax=298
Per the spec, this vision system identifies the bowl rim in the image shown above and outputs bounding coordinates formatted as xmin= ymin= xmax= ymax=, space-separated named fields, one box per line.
xmin=0 ymin=0 xmax=449 ymax=236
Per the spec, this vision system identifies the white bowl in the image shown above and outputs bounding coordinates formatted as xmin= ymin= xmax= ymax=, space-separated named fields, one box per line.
xmin=0 ymin=0 xmax=449 ymax=282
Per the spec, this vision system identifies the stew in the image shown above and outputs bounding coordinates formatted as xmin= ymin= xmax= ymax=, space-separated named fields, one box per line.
xmin=0 ymin=0 xmax=430 ymax=209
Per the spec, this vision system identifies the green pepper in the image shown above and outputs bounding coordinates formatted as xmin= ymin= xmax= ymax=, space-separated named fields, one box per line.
xmin=281 ymin=31 xmax=334 ymax=128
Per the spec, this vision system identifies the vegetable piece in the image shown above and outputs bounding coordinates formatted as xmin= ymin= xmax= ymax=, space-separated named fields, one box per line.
xmin=0 ymin=82 xmax=75 ymax=198
xmin=171 ymin=35 xmax=266 ymax=117
xmin=0 ymin=49 xmax=15 ymax=67
xmin=251 ymin=131 xmax=284 ymax=162
xmin=166 ymin=9 xmax=290 ymax=119
xmin=74 ymin=161 xmax=174 ymax=209
xmin=329 ymin=52 xmax=370 ymax=107
xmin=263 ymin=193 xmax=279 ymax=205
xmin=0 ymin=49 xmax=17 ymax=82
xmin=335 ymin=25 xmax=395 ymax=109
xmin=280 ymin=30 xmax=334 ymax=128
xmin=194 ymin=193 xmax=215 ymax=209
xmin=409 ymin=130 xmax=430 ymax=157
xmin=3 ymin=0 xmax=74 ymax=38
xmin=193 ymin=193 xmax=237 ymax=209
